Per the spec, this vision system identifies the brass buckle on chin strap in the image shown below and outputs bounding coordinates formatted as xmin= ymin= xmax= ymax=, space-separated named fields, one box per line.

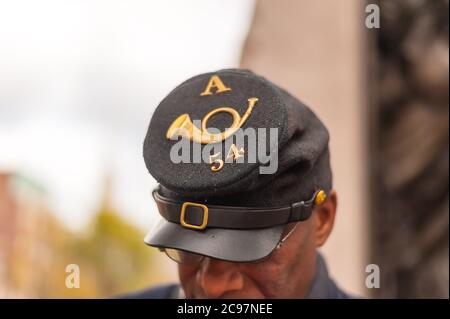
xmin=180 ymin=202 xmax=209 ymax=230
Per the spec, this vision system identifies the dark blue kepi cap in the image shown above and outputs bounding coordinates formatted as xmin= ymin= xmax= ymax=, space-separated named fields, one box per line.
xmin=143 ymin=69 xmax=332 ymax=262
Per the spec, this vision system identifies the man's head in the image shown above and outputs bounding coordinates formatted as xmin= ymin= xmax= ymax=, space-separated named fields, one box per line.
xmin=142 ymin=69 xmax=335 ymax=298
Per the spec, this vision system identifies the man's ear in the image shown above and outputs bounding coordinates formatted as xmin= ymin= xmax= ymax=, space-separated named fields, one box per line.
xmin=313 ymin=190 xmax=337 ymax=247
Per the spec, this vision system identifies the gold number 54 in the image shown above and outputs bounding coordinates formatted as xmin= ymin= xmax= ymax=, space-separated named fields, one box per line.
xmin=209 ymin=144 xmax=245 ymax=172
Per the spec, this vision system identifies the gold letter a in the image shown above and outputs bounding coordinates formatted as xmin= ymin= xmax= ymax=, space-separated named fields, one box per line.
xmin=200 ymin=75 xmax=231 ymax=96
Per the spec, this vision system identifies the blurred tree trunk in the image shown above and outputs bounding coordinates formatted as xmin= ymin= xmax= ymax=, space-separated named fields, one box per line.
xmin=369 ymin=0 xmax=449 ymax=298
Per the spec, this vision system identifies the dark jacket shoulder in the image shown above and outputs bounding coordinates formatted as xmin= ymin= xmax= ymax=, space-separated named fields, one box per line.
xmin=119 ymin=283 xmax=180 ymax=299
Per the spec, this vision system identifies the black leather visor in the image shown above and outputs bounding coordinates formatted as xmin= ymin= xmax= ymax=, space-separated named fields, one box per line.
xmin=144 ymin=188 xmax=325 ymax=262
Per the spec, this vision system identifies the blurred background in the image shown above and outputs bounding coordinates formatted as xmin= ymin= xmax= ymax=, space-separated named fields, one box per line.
xmin=0 ymin=0 xmax=448 ymax=298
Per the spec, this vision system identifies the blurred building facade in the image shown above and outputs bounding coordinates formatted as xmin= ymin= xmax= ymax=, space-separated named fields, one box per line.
xmin=241 ymin=0 xmax=369 ymax=296
xmin=0 ymin=172 xmax=56 ymax=297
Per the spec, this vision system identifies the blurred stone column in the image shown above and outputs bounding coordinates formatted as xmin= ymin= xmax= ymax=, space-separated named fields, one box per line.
xmin=368 ymin=0 xmax=449 ymax=298
xmin=241 ymin=0 xmax=368 ymax=296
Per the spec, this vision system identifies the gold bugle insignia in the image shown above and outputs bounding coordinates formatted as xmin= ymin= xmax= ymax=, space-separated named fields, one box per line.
xmin=166 ymin=97 xmax=258 ymax=144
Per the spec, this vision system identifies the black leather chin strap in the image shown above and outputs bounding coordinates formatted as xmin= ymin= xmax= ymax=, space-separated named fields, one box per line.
xmin=152 ymin=189 xmax=324 ymax=230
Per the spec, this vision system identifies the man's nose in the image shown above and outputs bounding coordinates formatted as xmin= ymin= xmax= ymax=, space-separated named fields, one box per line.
xmin=196 ymin=258 xmax=244 ymax=298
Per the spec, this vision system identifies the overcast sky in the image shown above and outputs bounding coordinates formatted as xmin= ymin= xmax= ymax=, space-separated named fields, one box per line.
xmin=0 ymin=0 xmax=255 ymax=230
